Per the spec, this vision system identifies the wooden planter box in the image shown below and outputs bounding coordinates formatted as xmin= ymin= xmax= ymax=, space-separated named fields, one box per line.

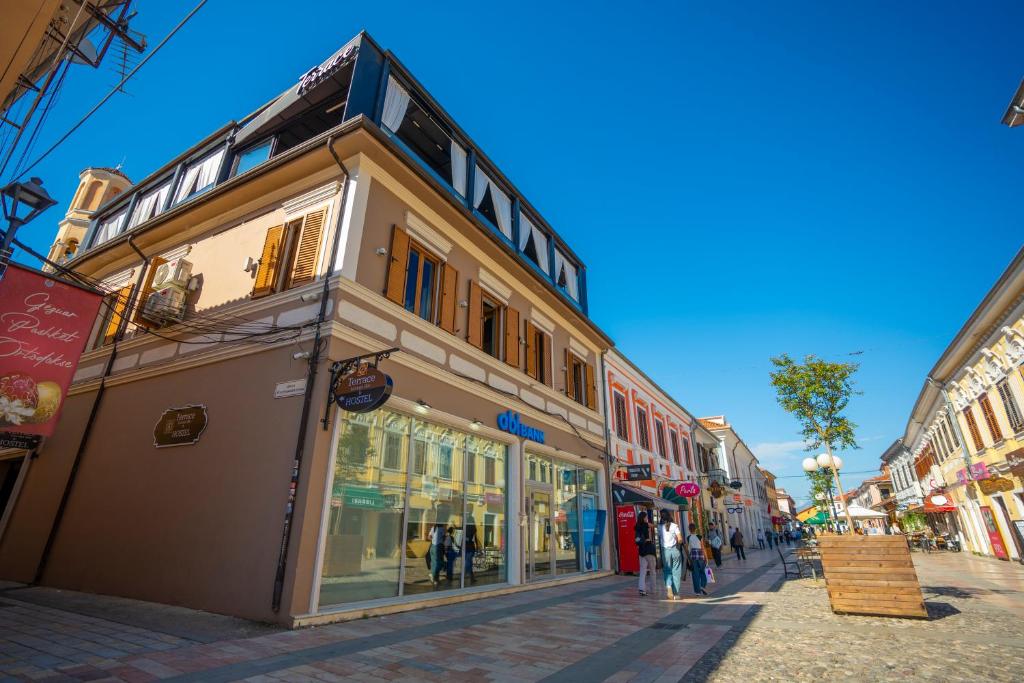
xmin=818 ymin=534 xmax=927 ymax=618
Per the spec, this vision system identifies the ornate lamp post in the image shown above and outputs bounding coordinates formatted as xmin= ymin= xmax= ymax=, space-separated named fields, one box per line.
xmin=804 ymin=454 xmax=852 ymax=533
xmin=0 ymin=177 xmax=58 ymax=281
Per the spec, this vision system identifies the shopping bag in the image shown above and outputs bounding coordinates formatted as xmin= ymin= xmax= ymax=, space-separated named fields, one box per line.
xmin=705 ymin=566 xmax=716 ymax=583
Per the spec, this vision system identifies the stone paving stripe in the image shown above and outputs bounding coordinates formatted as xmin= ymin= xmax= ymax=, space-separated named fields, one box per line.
xmin=158 ymin=579 xmax=637 ymax=683
xmin=536 ymin=561 xmax=781 ymax=683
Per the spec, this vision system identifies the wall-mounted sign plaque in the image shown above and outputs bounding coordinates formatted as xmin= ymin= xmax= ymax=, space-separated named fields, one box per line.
xmin=154 ymin=405 xmax=208 ymax=448
xmin=334 ymin=364 xmax=393 ymax=413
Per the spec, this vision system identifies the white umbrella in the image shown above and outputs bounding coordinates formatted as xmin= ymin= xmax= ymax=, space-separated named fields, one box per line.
xmin=839 ymin=504 xmax=888 ymax=519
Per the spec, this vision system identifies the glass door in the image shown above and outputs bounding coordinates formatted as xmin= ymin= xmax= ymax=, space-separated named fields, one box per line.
xmin=527 ymin=486 xmax=553 ymax=580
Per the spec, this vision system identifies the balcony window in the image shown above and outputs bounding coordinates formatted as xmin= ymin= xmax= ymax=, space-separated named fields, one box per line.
xmin=93 ymin=207 xmax=128 ymax=246
xmin=232 ymin=139 xmax=273 ymax=177
xmin=553 ymin=247 xmax=579 ymax=301
xmin=173 ymin=147 xmax=226 ymax=205
xmin=473 ymin=165 xmax=512 ymax=240
xmin=381 ymin=76 xmax=467 ymax=196
xmin=127 ymin=181 xmax=171 ymax=230
xmin=518 ymin=212 xmax=549 ymax=274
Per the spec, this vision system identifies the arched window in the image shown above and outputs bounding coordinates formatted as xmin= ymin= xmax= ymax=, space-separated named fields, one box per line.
xmin=63 ymin=238 xmax=79 ymax=260
xmin=81 ymin=181 xmax=103 ymax=210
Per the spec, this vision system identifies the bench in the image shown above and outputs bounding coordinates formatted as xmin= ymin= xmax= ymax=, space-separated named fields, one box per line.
xmin=795 ymin=547 xmax=821 ymax=579
xmin=778 ymin=547 xmax=803 ymax=579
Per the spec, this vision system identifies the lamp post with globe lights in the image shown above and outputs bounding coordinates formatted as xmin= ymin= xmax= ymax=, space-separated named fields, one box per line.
xmin=803 ymin=452 xmax=853 ymax=532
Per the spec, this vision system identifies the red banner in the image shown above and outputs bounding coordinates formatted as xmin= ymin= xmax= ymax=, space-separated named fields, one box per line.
xmin=0 ymin=263 xmax=102 ymax=436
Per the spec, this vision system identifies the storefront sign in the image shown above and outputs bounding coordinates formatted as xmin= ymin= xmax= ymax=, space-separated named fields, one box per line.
xmin=0 ymin=264 xmax=102 ymax=437
xmin=674 ymin=481 xmax=700 ymax=498
xmin=0 ymin=431 xmax=41 ymax=450
xmin=979 ymin=506 xmax=1009 ymax=560
xmin=153 ymin=405 xmax=208 ymax=448
xmin=622 ymin=464 xmax=651 ymax=481
xmin=297 ymin=44 xmax=358 ymax=95
xmin=334 ymin=365 xmax=392 ymax=413
xmin=977 ymin=476 xmax=1014 ymax=495
xmin=496 ymin=411 xmax=545 ymax=443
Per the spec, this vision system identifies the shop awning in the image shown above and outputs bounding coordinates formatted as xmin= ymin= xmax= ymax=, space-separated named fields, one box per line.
xmin=805 ymin=511 xmax=830 ymax=525
xmin=923 ymin=492 xmax=956 ymax=513
xmin=613 ymin=484 xmax=676 ymax=511
xmin=660 ymin=486 xmax=690 ymax=510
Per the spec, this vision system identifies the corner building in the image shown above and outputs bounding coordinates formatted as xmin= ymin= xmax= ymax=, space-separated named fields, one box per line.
xmin=0 ymin=33 xmax=613 ymax=625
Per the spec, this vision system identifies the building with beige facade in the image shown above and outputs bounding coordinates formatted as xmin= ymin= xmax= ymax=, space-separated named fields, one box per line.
xmin=0 ymin=33 xmax=615 ymax=625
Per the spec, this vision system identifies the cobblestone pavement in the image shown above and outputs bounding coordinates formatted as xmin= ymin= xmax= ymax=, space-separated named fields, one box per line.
xmin=0 ymin=547 xmax=1021 ymax=682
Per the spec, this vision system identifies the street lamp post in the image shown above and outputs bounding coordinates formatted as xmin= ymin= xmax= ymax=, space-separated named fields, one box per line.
xmin=0 ymin=177 xmax=58 ymax=281
xmin=804 ymin=453 xmax=853 ymax=533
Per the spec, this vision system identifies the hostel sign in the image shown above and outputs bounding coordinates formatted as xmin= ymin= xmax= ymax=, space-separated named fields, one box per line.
xmin=334 ymin=364 xmax=393 ymax=414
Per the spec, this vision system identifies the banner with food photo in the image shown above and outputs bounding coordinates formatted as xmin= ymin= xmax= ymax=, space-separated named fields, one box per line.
xmin=0 ymin=263 xmax=103 ymax=437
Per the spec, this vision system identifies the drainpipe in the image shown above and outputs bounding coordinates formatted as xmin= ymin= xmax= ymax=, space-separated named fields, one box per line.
xmin=598 ymin=351 xmax=619 ymax=574
xmin=270 ymin=135 xmax=351 ymax=612
xmin=33 ymin=235 xmax=150 ymax=584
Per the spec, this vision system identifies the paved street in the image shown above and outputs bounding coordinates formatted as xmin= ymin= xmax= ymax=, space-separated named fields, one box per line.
xmin=1 ymin=548 xmax=1022 ymax=682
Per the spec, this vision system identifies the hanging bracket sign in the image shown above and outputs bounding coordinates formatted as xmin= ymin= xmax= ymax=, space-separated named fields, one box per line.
xmin=333 ymin=364 xmax=393 ymax=414
xmin=154 ymin=405 xmax=208 ymax=448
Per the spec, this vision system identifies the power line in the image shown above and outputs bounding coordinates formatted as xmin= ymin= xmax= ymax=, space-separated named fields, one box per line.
xmin=11 ymin=0 xmax=208 ymax=182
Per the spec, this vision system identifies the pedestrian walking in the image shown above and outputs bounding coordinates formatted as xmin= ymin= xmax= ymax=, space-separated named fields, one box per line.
xmin=766 ymin=529 xmax=774 ymax=549
xmin=635 ymin=511 xmax=657 ymax=596
xmin=659 ymin=511 xmax=683 ymax=600
xmin=756 ymin=529 xmax=765 ymax=550
xmin=707 ymin=522 xmax=723 ymax=567
xmin=464 ymin=515 xmax=479 ymax=584
xmin=429 ymin=522 xmax=446 ymax=586
xmin=686 ymin=524 xmax=710 ymax=596
xmin=731 ymin=527 xmax=746 ymax=561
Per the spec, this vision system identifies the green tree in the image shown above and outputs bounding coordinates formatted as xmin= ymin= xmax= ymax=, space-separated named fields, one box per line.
xmin=769 ymin=353 xmax=860 ymax=531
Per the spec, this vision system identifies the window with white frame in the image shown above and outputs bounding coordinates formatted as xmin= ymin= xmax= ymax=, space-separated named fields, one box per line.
xmin=173 ymin=147 xmax=226 ymax=204
xmin=553 ymin=247 xmax=579 ymax=301
xmin=92 ymin=207 xmax=128 ymax=246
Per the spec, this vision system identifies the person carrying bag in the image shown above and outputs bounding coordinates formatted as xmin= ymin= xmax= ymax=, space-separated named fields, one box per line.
xmin=686 ymin=523 xmax=710 ymax=596
xmin=659 ymin=511 xmax=683 ymax=601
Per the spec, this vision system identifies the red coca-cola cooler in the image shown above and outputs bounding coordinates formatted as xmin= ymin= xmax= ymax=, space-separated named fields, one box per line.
xmin=616 ymin=504 xmax=639 ymax=573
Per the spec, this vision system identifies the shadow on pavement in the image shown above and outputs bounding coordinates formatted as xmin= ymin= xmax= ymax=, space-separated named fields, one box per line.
xmin=924 ymin=600 xmax=962 ymax=620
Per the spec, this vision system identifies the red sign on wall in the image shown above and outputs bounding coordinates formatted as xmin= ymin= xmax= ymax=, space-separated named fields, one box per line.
xmin=0 ymin=263 xmax=102 ymax=437
xmin=674 ymin=481 xmax=701 ymax=498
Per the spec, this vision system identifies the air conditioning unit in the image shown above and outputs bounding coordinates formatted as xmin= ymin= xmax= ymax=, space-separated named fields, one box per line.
xmin=142 ymin=287 xmax=187 ymax=325
xmin=151 ymin=258 xmax=193 ymax=289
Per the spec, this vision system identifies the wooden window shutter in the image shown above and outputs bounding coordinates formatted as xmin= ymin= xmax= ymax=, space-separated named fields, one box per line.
xmin=466 ymin=280 xmax=483 ymax=348
xmin=288 ymin=209 xmax=327 ymax=288
xmin=585 ymin=361 xmax=596 ymax=410
xmin=384 ymin=225 xmax=410 ymax=305
xmin=504 ymin=307 xmax=520 ymax=367
xmin=963 ymin=408 xmax=984 ymax=452
xmin=132 ymin=257 xmax=167 ymax=328
xmin=439 ymin=262 xmax=459 ymax=334
xmin=541 ymin=333 xmax=552 ymax=386
xmin=103 ymin=285 xmax=134 ymax=345
xmin=253 ymin=225 xmax=285 ymax=298
xmin=564 ymin=348 xmax=575 ymax=401
xmin=979 ymin=394 xmax=1003 ymax=442
xmin=524 ymin=321 xmax=537 ymax=379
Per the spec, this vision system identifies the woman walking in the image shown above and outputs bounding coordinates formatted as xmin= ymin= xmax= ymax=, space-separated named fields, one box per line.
xmin=731 ymin=527 xmax=746 ymax=561
xmin=686 ymin=523 xmax=709 ymax=596
xmin=635 ymin=511 xmax=657 ymax=596
xmin=659 ymin=511 xmax=683 ymax=600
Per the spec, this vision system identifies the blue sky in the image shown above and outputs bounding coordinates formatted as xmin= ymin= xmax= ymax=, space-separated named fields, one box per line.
xmin=8 ymin=1 xmax=1024 ymax=508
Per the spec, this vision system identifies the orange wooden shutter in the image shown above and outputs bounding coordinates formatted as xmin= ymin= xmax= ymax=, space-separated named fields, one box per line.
xmin=585 ymin=360 xmax=596 ymax=410
xmin=524 ymin=321 xmax=537 ymax=379
xmin=288 ymin=208 xmax=327 ymax=288
xmin=504 ymin=307 xmax=520 ymax=367
xmin=979 ymin=394 xmax=1003 ymax=442
xmin=253 ymin=225 xmax=285 ymax=298
xmin=132 ymin=256 xmax=167 ymax=328
xmin=564 ymin=348 xmax=574 ymax=400
xmin=102 ymin=285 xmax=134 ymax=345
xmin=439 ymin=262 xmax=459 ymax=333
xmin=466 ymin=280 xmax=483 ymax=348
xmin=385 ymin=225 xmax=410 ymax=305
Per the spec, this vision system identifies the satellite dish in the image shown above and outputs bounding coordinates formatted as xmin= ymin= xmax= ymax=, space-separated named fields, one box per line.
xmin=70 ymin=38 xmax=98 ymax=66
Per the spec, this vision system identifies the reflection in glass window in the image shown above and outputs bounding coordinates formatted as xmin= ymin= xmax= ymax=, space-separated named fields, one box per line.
xmin=381 ymin=76 xmax=467 ymax=196
xmin=233 ymin=140 xmax=273 ymax=177
xmin=173 ymin=147 xmax=226 ymax=204
xmin=473 ymin=166 xmax=513 ymax=240
xmin=93 ymin=208 xmax=128 ymax=246
xmin=127 ymin=181 xmax=172 ymax=230
xmin=518 ymin=212 xmax=550 ymax=273
xmin=554 ymin=462 xmax=579 ymax=575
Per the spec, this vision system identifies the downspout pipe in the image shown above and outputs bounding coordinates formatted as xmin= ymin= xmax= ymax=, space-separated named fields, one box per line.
xmin=271 ymin=135 xmax=351 ymax=612
xmin=598 ymin=351 xmax=620 ymax=574
xmin=33 ymin=235 xmax=150 ymax=584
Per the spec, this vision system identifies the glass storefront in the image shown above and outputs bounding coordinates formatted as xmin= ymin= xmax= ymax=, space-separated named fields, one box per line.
xmin=524 ymin=452 xmax=605 ymax=581
xmin=319 ymin=409 xmax=507 ymax=609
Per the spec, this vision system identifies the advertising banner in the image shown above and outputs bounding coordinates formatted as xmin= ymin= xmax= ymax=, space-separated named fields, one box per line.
xmin=0 ymin=263 xmax=102 ymax=437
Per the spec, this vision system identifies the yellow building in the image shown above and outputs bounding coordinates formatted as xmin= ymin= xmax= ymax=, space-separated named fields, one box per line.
xmin=903 ymin=247 xmax=1024 ymax=560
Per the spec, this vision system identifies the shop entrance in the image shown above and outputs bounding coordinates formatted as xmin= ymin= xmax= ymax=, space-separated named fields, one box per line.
xmin=526 ymin=485 xmax=554 ymax=581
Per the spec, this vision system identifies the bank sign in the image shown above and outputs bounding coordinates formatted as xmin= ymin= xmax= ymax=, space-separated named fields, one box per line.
xmin=496 ymin=411 xmax=545 ymax=443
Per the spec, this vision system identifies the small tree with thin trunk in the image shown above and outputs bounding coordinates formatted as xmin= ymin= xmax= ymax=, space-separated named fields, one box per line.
xmin=769 ymin=353 xmax=859 ymax=531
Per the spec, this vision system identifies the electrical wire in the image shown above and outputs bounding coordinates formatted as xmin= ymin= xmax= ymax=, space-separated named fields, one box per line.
xmin=11 ymin=0 xmax=208 ymax=183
